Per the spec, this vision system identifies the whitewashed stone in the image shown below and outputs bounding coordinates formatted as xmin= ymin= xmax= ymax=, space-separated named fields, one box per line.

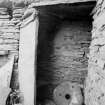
xmin=19 ymin=11 xmax=39 ymax=105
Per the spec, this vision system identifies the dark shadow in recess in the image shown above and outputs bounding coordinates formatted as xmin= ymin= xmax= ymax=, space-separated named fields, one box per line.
xmin=36 ymin=1 xmax=96 ymax=104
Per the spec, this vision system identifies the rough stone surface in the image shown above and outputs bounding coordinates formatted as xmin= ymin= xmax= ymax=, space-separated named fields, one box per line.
xmin=0 ymin=8 xmax=12 ymax=67
xmin=37 ymin=20 xmax=91 ymax=84
xmin=0 ymin=7 xmax=24 ymax=91
xmin=85 ymin=0 xmax=105 ymax=105
xmin=37 ymin=20 xmax=91 ymax=100
xmin=10 ymin=7 xmax=25 ymax=89
xmin=0 ymin=0 xmax=96 ymax=9
xmin=0 ymin=1 xmax=95 ymax=104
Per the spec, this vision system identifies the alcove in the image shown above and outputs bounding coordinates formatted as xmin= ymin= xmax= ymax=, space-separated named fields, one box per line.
xmin=36 ymin=1 xmax=96 ymax=104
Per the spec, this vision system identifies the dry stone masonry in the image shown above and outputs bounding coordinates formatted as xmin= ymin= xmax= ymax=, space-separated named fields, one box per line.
xmin=0 ymin=8 xmax=11 ymax=67
xmin=0 ymin=6 xmax=25 ymax=90
xmin=0 ymin=8 xmax=18 ymax=54
xmin=37 ymin=21 xmax=91 ymax=85
xmin=10 ymin=7 xmax=25 ymax=90
xmin=3 ymin=0 xmax=105 ymax=105
xmin=37 ymin=20 xmax=91 ymax=101
xmin=0 ymin=3 xmax=25 ymax=105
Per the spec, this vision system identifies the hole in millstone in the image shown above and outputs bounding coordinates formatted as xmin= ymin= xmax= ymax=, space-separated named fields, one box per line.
xmin=65 ymin=94 xmax=71 ymax=100
xmin=59 ymin=93 xmax=62 ymax=96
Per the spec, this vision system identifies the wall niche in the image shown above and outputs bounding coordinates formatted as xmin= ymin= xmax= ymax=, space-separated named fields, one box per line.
xmin=36 ymin=1 xmax=95 ymax=104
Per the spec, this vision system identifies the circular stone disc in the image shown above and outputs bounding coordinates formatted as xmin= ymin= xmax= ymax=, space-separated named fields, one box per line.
xmin=53 ymin=81 xmax=83 ymax=105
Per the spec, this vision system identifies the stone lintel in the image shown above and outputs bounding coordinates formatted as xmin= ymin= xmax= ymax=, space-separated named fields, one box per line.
xmin=0 ymin=0 xmax=96 ymax=9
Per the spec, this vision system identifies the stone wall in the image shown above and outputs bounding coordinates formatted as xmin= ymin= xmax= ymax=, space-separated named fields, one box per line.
xmin=85 ymin=0 xmax=105 ymax=105
xmin=37 ymin=20 xmax=91 ymax=100
xmin=0 ymin=0 xmax=95 ymax=90
xmin=10 ymin=7 xmax=25 ymax=89
xmin=0 ymin=0 xmax=95 ymax=104
xmin=0 ymin=6 xmax=25 ymax=89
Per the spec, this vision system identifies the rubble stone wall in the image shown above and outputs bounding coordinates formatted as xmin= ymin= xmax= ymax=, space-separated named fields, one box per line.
xmin=0 ymin=7 xmax=25 ymax=89
xmin=85 ymin=0 xmax=105 ymax=105
xmin=37 ymin=20 xmax=91 ymax=100
xmin=0 ymin=0 xmax=96 ymax=103
xmin=0 ymin=8 xmax=12 ymax=67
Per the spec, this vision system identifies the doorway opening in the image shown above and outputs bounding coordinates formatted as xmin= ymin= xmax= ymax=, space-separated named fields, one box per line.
xmin=36 ymin=1 xmax=96 ymax=104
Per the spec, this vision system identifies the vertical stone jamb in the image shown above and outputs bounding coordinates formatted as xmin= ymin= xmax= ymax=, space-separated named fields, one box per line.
xmin=85 ymin=0 xmax=105 ymax=105
xmin=18 ymin=8 xmax=39 ymax=105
